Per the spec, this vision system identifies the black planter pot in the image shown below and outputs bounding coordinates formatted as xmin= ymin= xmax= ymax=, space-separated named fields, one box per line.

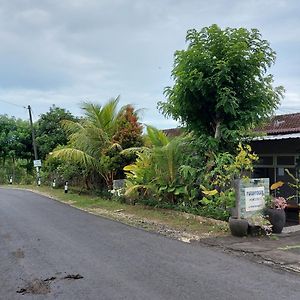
xmin=264 ymin=208 xmax=286 ymax=234
xmin=229 ymin=217 xmax=249 ymax=237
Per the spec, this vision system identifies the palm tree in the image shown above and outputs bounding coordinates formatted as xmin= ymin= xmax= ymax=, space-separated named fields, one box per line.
xmin=50 ymin=97 xmax=127 ymax=188
xmin=124 ymin=126 xmax=186 ymax=203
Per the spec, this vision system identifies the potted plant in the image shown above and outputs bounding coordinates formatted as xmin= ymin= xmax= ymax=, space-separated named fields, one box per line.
xmin=264 ymin=196 xmax=287 ymax=233
xmin=247 ymin=214 xmax=272 ymax=236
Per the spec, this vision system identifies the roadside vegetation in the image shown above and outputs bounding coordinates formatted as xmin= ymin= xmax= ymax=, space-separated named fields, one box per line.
xmin=0 ymin=25 xmax=284 ymax=231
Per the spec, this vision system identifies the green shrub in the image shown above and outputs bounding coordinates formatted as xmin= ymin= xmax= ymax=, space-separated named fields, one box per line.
xmin=0 ymin=168 xmax=8 ymax=184
xmin=20 ymin=174 xmax=35 ymax=185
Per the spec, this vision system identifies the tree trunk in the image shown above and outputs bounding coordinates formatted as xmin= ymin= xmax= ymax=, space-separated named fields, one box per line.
xmin=85 ymin=176 xmax=91 ymax=190
xmin=214 ymin=120 xmax=221 ymax=139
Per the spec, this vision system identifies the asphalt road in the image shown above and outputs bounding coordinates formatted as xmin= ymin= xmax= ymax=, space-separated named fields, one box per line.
xmin=1 ymin=188 xmax=299 ymax=300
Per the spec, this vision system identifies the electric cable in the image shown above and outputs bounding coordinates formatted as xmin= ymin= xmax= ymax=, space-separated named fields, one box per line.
xmin=0 ymin=98 xmax=27 ymax=109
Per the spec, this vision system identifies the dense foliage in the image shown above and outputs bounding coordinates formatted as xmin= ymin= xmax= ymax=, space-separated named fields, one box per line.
xmin=0 ymin=115 xmax=32 ymax=165
xmin=0 ymin=115 xmax=33 ymax=183
xmin=36 ymin=105 xmax=78 ymax=160
xmin=114 ymin=105 xmax=143 ymax=149
xmin=159 ymin=24 xmax=284 ymax=151
xmin=124 ymin=127 xmax=186 ymax=204
xmin=123 ymin=127 xmax=258 ymax=220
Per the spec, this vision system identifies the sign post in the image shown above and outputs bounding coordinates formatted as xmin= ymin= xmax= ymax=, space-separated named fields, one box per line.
xmin=230 ymin=178 xmax=269 ymax=237
xmin=33 ymin=160 xmax=42 ymax=168
xmin=234 ymin=178 xmax=269 ymax=219
xmin=33 ymin=160 xmax=42 ymax=186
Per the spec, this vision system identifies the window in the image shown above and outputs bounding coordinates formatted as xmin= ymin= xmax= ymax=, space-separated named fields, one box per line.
xmin=276 ymin=156 xmax=295 ymax=166
xmin=256 ymin=156 xmax=273 ymax=166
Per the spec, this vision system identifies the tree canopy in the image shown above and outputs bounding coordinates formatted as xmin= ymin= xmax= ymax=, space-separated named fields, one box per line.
xmin=159 ymin=24 xmax=284 ymax=150
xmin=36 ymin=105 xmax=78 ymax=160
xmin=0 ymin=115 xmax=32 ymax=165
xmin=113 ymin=105 xmax=143 ymax=149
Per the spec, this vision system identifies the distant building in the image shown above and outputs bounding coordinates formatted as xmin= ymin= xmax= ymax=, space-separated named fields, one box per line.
xmin=162 ymin=128 xmax=183 ymax=138
xmin=250 ymin=113 xmax=300 ymax=225
xmin=251 ymin=113 xmax=300 ymax=205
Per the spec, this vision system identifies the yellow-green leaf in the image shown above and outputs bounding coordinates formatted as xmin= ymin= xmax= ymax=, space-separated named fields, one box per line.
xmin=202 ymin=189 xmax=218 ymax=196
xmin=270 ymin=181 xmax=284 ymax=190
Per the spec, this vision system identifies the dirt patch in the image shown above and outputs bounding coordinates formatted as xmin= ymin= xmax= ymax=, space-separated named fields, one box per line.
xmin=12 ymin=248 xmax=25 ymax=259
xmin=88 ymin=207 xmax=228 ymax=243
xmin=16 ymin=279 xmax=50 ymax=295
xmin=16 ymin=274 xmax=83 ymax=295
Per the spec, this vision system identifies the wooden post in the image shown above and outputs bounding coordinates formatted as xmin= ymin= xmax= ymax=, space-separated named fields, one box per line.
xmin=234 ymin=179 xmax=241 ymax=219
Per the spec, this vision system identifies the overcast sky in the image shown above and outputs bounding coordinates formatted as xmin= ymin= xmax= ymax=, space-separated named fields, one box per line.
xmin=0 ymin=0 xmax=299 ymax=128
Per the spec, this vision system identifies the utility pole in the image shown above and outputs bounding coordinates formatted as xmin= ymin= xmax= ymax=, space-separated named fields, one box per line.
xmin=28 ymin=105 xmax=40 ymax=185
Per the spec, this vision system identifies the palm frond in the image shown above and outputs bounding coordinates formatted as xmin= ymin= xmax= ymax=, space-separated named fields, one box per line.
xmin=121 ymin=146 xmax=150 ymax=155
xmin=146 ymin=126 xmax=169 ymax=147
xmin=81 ymin=97 xmax=122 ymax=137
xmin=50 ymin=148 xmax=96 ymax=168
xmin=61 ymin=119 xmax=84 ymax=135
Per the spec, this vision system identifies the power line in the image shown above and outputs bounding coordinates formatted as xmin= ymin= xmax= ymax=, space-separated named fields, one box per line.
xmin=0 ymin=98 xmax=26 ymax=109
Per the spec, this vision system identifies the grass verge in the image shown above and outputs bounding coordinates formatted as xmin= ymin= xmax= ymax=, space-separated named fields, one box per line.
xmin=2 ymin=184 xmax=229 ymax=242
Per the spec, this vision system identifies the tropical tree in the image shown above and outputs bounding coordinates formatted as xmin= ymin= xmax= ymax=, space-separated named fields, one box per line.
xmin=36 ymin=105 xmax=78 ymax=160
xmin=50 ymin=97 xmax=143 ymax=188
xmin=0 ymin=115 xmax=32 ymax=165
xmin=159 ymin=24 xmax=284 ymax=151
xmin=113 ymin=105 xmax=143 ymax=149
xmin=0 ymin=115 xmax=34 ymax=183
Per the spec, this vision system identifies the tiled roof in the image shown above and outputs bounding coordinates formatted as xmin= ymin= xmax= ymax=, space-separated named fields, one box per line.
xmin=162 ymin=128 xmax=183 ymax=137
xmin=255 ymin=113 xmax=300 ymax=135
xmin=162 ymin=113 xmax=300 ymax=137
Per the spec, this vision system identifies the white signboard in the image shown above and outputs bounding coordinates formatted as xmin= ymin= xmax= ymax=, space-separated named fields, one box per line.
xmin=245 ymin=186 xmax=265 ymax=212
xmin=33 ymin=159 xmax=42 ymax=167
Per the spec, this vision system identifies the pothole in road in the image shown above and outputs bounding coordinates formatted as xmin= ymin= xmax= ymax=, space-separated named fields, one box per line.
xmin=16 ymin=274 xmax=84 ymax=295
